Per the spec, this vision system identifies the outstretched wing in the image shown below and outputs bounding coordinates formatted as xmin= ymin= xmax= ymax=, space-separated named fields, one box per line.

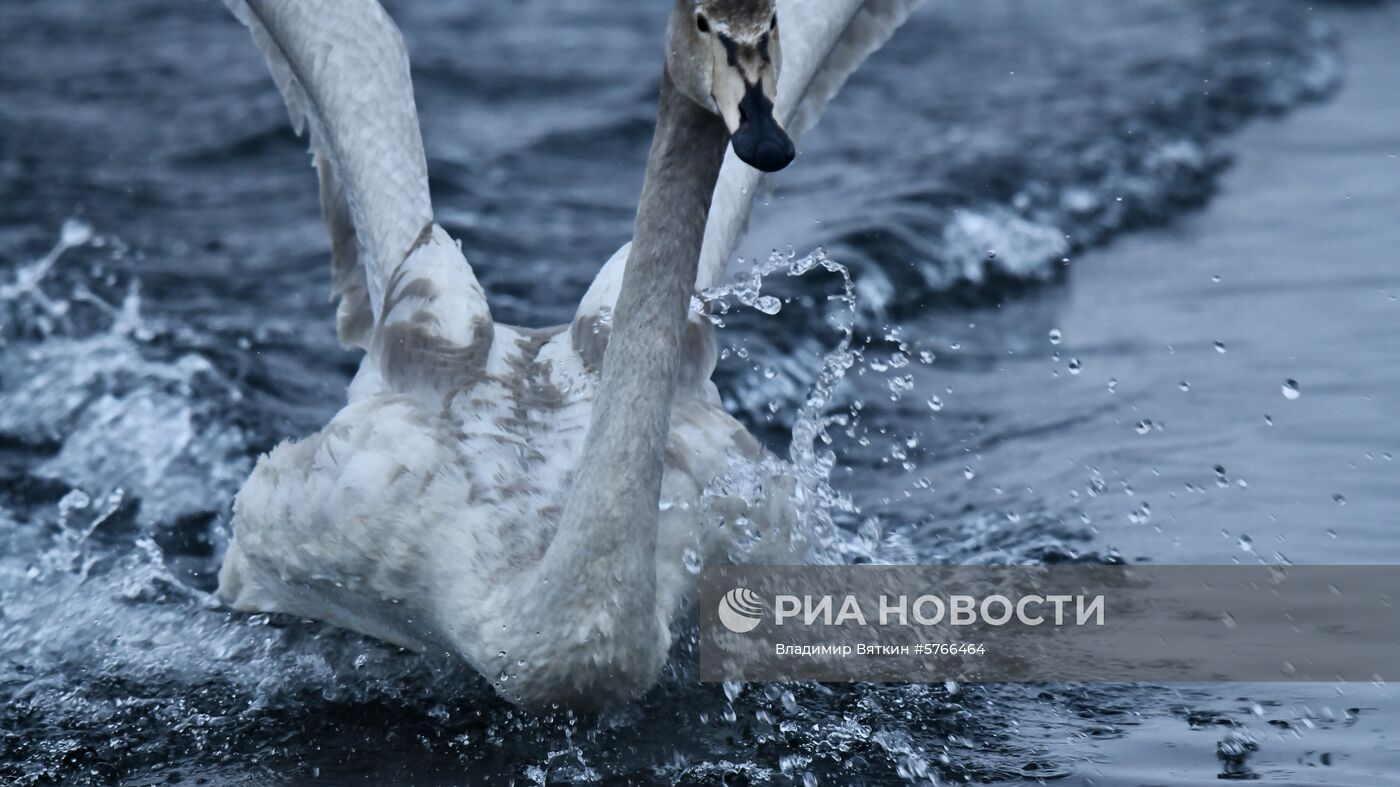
xmin=226 ymin=0 xmax=488 ymax=349
xmin=572 ymin=0 xmax=923 ymax=395
xmin=697 ymin=0 xmax=924 ymax=290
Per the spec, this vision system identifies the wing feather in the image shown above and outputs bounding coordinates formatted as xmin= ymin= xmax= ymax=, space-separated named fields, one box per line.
xmin=226 ymin=0 xmax=463 ymax=347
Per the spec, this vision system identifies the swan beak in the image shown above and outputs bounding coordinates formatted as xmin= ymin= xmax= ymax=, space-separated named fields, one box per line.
xmin=727 ymin=83 xmax=795 ymax=172
xmin=707 ymin=25 xmax=794 ymax=172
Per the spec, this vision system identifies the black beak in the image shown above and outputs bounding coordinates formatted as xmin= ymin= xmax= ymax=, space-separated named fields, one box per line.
xmin=730 ymin=83 xmax=795 ymax=172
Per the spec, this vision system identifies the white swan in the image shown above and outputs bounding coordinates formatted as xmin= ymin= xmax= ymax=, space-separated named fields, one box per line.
xmin=216 ymin=0 xmax=921 ymax=707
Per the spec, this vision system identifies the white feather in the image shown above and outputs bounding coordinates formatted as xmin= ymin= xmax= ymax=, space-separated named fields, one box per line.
xmin=226 ymin=0 xmax=466 ymax=345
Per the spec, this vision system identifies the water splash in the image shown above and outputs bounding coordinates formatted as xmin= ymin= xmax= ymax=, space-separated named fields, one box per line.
xmin=699 ymin=249 xmax=868 ymax=564
xmin=0 ymin=222 xmax=249 ymax=528
xmin=0 ymin=218 xmax=93 ymax=334
xmin=0 ymin=227 xmax=962 ymax=783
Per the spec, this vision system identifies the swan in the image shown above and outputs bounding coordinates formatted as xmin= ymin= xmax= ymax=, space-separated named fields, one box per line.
xmin=216 ymin=0 xmax=921 ymax=707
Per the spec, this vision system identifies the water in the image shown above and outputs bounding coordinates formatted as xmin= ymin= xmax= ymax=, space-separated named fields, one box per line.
xmin=1 ymin=0 xmax=1397 ymax=783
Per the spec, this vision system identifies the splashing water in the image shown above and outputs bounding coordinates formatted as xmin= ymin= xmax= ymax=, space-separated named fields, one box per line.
xmin=699 ymin=249 xmax=890 ymax=565
xmin=0 ymin=223 xmax=249 ymax=528
xmin=0 ymin=226 xmax=935 ymax=784
xmin=0 ymin=218 xmax=93 ymax=331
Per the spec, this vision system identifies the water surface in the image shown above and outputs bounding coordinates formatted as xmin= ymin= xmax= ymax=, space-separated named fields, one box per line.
xmin=0 ymin=0 xmax=1396 ymax=784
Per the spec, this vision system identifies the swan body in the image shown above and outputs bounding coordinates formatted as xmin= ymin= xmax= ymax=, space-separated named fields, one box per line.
xmin=216 ymin=0 xmax=921 ymax=707
xmin=221 ymin=306 xmax=791 ymax=705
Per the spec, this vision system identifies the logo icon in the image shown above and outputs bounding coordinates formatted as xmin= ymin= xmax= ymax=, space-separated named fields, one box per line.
xmin=718 ymin=587 xmax=764 ymax=633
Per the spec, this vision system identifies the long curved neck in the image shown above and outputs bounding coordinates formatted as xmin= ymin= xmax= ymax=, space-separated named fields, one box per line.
xmin=532 ymin=69 xmax=728 ymax=630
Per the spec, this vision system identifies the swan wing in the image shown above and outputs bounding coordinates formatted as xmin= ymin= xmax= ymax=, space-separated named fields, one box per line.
xmin=227 ymin=0 xmax=488 ymax=349
xmin=697 ymin=0 xmax=925 ymax=289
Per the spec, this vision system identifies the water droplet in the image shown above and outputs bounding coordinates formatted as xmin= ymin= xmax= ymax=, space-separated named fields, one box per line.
xmin=1179 ymin=380 xmax=1191 ymax=392
xmin=1128 ymin=503 xmax=1152 ymax=524
xmin=1048 ymin=329 xmax=1062 ymax=345
xmin=58 ymin=489 xmax=91 ymax=518
xmin=1332 ymin=494 xmax=1347 ymax=506
xmin=1214 ymin=341 xmax=1227 ymax=354
xmin=780 ymin=690 xmax=799 ymax=714
xmin=1067 ymin=358 xmax=1083 ymax=375
xmin=1282 ymin=379 xmax=1301 ymax=400
xmin=887 ymin=375 xmax=914 ymax=399
xmin=683 ymin=547 xmax=704 ymax=574
xmin=60 ymin=218 xmax=94 ymax=249
xmin=1086 ymin=476 xmax=1107 ymax=497
xmin=752 ymin=295 xmax=782 ymax=315
xmin=1135 ymin=419 xmax=1154 ymax=435
xmin=962 ymin=466 xmax=976 ymax=481
xmin=926 ymin=396 xmax=944 ymax=413
xmin=1107 ymin=378 xmax=1119 ymax=394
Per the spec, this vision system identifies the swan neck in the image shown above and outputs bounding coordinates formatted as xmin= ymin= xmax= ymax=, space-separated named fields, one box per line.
xmin=533 ymin=69 xmax=727 ymax=637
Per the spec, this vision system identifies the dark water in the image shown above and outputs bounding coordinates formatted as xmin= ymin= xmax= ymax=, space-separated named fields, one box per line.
xmin=1 ymin=0 xmax=1397 ymax=784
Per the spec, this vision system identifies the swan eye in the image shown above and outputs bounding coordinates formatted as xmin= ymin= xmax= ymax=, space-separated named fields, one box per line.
xmin=695 ymin=14 xmax=710 ymax=33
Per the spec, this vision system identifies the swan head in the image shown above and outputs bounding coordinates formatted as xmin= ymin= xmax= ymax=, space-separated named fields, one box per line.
xmin=668 ymin=0 xmax=795 ymax=172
